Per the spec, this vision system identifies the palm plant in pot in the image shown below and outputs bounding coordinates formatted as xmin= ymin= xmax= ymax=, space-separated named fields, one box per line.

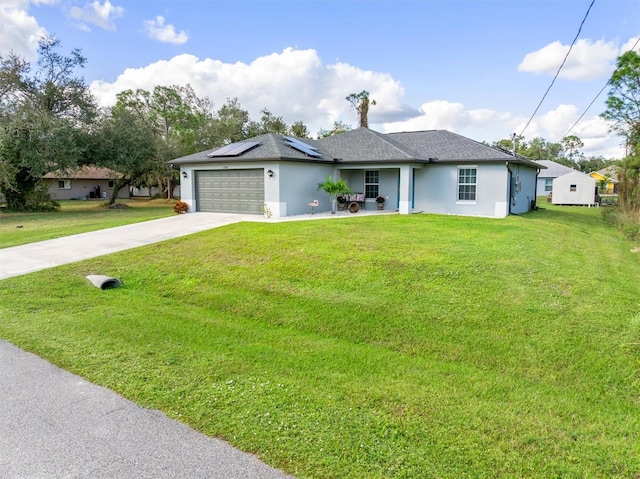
xmin=317 ymin=176 xmax=352 ymax=214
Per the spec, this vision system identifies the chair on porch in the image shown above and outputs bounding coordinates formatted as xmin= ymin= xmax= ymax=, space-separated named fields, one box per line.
xmin=345 ymin=192 xmax=365 ymax=210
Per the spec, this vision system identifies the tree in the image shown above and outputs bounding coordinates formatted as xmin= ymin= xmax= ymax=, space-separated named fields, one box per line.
xmin=601 ymin=49 xmax=640 ymax=215
xmin=290 ymin=121 xmax=310 ymax=138
xmin=317 ymin=176 xmax=351 ymax=214
xmin=492 ymin=135 xmax=526 ymax=155
xmin=521 ymin=137 xmax=563 ymax=163
xmin=575 ymin=155 xmax=609 ymax=173
xmin=113 ymin=84 xmax=215 ymax=198
xmin=91 ymin=108 xmax=157 ymax=205
xmin=346 ymin=90 xmax=376 ymax=128
xmin=212 ymin=97 xmax=251 ymax=144
xmin=246 ymin=108 xmax=289 ymax=137
xmin=317 ymin=120 xmax=352 ymax=139
xmin=0 ymin=36 xmax=96 ymax=210
xmin=601 ymin=49 xmax=640 ymax=157
xmin=560 ymin=135 xmax=584 ymax=164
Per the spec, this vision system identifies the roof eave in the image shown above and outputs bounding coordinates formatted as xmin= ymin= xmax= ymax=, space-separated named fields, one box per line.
xmin=169 ymin=156 xmax=334 ymax=165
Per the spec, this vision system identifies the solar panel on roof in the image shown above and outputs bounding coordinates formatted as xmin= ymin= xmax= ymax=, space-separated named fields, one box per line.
xmin=207 ymin=141 xmax=261 ymax=157
xmin=282 ymin=136 xmax=323 ymax=158
xmin=283 ymin=136 xmax=319 ymax=151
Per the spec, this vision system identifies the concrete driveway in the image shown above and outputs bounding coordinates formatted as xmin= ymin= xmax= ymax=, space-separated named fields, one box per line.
xmin=0 ymin=212 xmax=295 ymax=478
xmin=0 ymin=213 xmax=257 ymax=280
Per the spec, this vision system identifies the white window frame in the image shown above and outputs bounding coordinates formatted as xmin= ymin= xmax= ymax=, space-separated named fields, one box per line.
xmin=544 ymin=178 xmax=553 ymax=192
xmin=457 ymin=166 xmax=477 ymax=203
xmin=364 ymin=170 xmax=379 ymax=199
xmin=58 ymin=179 xmax=71 ymax=190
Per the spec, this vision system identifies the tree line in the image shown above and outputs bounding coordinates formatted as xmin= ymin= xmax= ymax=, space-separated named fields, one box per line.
xmin=1 ymin=36 xmax=637 ymax=214
xmin=491 ymin=134 xmax=611 ymax=174
xmin=0 ymin=36 xmax=327 ymax=211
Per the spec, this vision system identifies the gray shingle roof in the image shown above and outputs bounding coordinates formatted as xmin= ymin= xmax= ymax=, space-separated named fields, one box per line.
xmin=170 ymin=134 xmax=332 ymax=165
xmin=595 ymin=164 xmax=619 ymax=182
xmin=170 ymin=128 xmax=544 ymax=169
xmin=386 ymin=130 xmax=543 ymax=168
xmin=315 ymin=128 xmax=428 ymax=163
xmin=535 ymin=160 xmax=577 ymax=178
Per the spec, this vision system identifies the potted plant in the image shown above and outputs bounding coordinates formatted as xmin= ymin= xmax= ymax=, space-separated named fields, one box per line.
xmin=376 ymin=195 xmax=385 ymax=210
xmin=317 ymin=176 xmax=352 ymax=214
xmin=174 ymin=200 xmax=189 ymax=214
xmin=337 ymin=195 xmax=347 ymax=211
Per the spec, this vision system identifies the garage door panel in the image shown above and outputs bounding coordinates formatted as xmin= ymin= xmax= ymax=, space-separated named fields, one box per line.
xmin=195 ymin=169 xmax=264 ymax=214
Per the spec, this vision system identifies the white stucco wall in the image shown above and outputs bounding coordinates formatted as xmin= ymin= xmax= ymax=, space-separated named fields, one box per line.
xmin=276 ymin=162 xmax=334 ymax=216
xmin=552 ymin=171 xmax=596 ymax=205
xmin=509 ymin=163 xmax=538 ymax=214
xmin=414 ymin=163 xmax=510 ymax=218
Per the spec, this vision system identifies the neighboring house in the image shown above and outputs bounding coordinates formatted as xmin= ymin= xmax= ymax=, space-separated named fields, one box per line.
xmin=589 ymin=165 xmax=619 ymax=194
xmin=536 ymin=160 xmax=578 ymax=197
xmin=552 ymin=171 xmax=597 ymax=206
xmin=42 ymin=166 xmax=130 ymax=200
xmin=170 ymin=128 xmax=543 ymax=218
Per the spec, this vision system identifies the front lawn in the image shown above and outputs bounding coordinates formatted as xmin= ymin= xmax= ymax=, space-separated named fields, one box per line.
xmin=0 ymin=198 xmax=175 ymax=248
xmin=0 ymin=205 xmax=638 ymax=478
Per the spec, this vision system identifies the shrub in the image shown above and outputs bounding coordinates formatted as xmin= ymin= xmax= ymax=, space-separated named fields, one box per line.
xmin=602 ymin=206 xmax=640 ymax=241
xmin=173 ymin=201 xmax=189 ymax=214
xmin=24 ymin=185 xmax=60 ymax=212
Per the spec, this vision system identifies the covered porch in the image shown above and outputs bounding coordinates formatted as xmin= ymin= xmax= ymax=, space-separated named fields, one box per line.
xmin=337 ymin=164 xmax=418 ymax=214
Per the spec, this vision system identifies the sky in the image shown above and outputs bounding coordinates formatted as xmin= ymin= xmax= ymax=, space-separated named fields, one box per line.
xmin=1 ymin=0 xmax=639 ymax=159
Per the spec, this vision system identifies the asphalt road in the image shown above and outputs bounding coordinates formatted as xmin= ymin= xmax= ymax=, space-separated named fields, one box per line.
xmin=0 ymin=213 xmax=295 ymax=478
xmin=0 ymin=340 xmax=294 ymax=478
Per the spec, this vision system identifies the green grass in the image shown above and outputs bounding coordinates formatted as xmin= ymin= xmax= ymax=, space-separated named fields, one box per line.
xmin=0 ymin=198 xmax=175 ymax=248
xmin=0 ymin=204 xmax=639 ymax=478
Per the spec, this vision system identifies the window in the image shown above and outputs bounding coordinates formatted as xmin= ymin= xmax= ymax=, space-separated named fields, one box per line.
xmin=108 ymin=180 xmax=114 ymax=188
xmin=545 ymin=178 xmax=553 ymax=191
xmin=570 ymin=184 xmax=577 ymax=192
xmin=458 ymin=167 xmax=477 ymax=201
xmin=58 ymin=180 xmax=71 ymax=189
xmin=364 ymin=170 xmax=379 ymax=199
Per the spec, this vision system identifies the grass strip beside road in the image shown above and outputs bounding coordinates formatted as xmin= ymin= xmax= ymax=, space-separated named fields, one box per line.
xmin=0 ymin=205 xmax=639 ymax=478
xmin=0 ymin=199 xmax=175 ymax=249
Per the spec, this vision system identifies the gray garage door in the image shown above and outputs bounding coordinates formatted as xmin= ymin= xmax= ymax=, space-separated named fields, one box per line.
xmin=195 ymin=169 xmax=264 ymax=214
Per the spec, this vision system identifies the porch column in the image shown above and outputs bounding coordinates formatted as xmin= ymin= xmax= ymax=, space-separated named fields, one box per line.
xmin=398 ymin=165 xmax=413 ymax=214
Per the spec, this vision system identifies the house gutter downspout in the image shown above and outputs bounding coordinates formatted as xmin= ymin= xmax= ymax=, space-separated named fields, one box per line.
xmin=506 ymin=161 xmax=513 ymax=215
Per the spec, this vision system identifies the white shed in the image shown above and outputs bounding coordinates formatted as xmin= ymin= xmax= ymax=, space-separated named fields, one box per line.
xmin=552 ymin=171 xmax=597 ymax=206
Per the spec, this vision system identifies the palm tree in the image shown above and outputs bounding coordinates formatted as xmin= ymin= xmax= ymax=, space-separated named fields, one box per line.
xmin=317 ymin=176 xmax=351 ymax=214
xmin=346 ymin=90 xmax=376 ymax=128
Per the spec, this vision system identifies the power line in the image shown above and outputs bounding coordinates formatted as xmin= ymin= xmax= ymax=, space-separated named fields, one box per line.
xmin=559 ymin=36 xmax=640 ymax=143
xmin=519 ymin=0 xmax=596 ymax=137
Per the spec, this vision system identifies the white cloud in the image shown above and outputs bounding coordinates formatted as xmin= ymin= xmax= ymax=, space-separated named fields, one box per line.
xmin=69 ymin=0 xmax=123 ymax=31
xmin=621 ymin=36 xmax=640 ymax=54
xmin=518 ymin=39 xmax=619 ymax=81
xmin=90 ymin=48 xmax=406 ymax=135
xmin=380 ymin=100 xmax=512 ymax=139
xmin=0 ymin=0 xmax=47 ymax=60
xmin=513 ymin=104 xmax=624 ymax=159
xmin=143 ymin=16 xmax=187 ymax=44
xmin=88 ymin=47 xmax=626 ymax=158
